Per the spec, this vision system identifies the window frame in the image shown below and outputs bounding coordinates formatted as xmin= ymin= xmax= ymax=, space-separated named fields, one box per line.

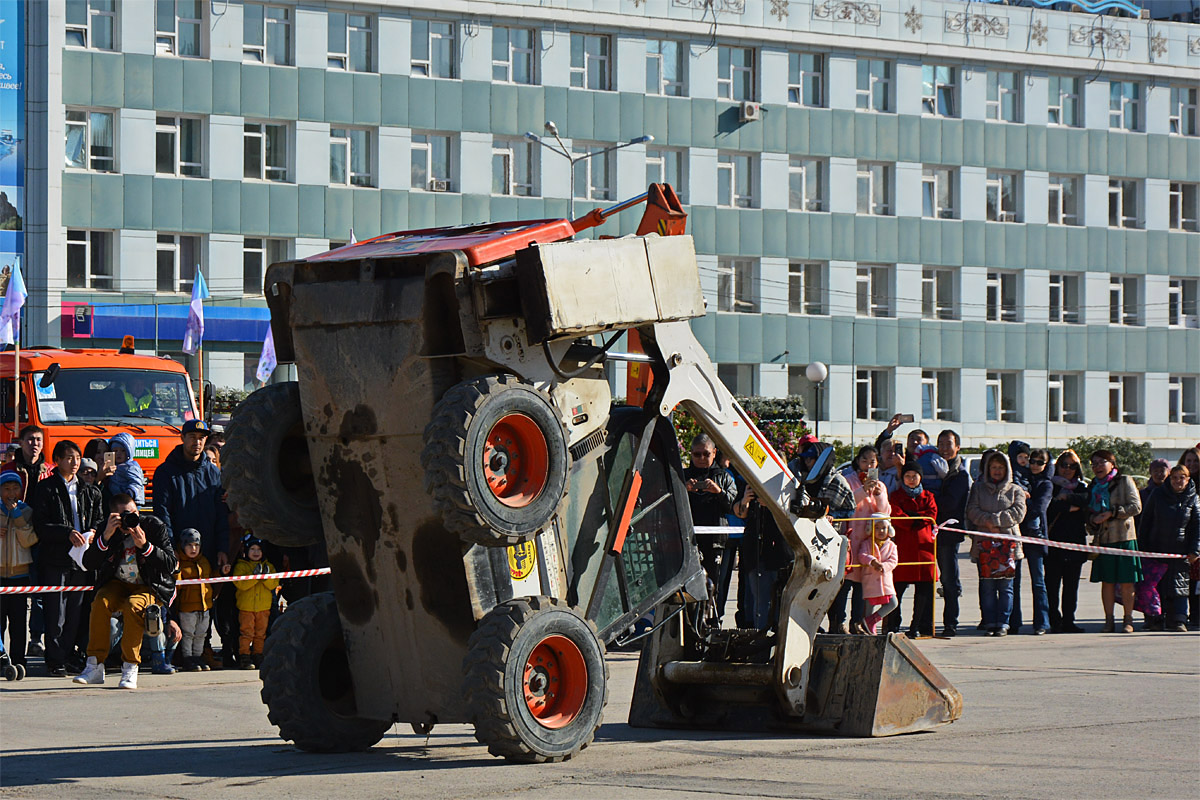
xmin=64 ymin=107 xmax=115 ymax=173
xmin=855 ymin=58 xmax=892 ymax=113
xmin=1109 ymin=80 xmax=1141 ymax=131
xmin=788 ymin=157 xmax=824 ymax=212
xmin=1047 ymin=173 xmax=1080 ymax=226
xmin=1109 ymin=276 xmax=1142 ymax=327
xmin=1168 ymin=182 xmax=1198 ymax=232
xmin=155 ymin=0 xmax=204 ymax=57
xmin=1047 ymin=74 xmax=1081 ymax=128
xmin=787 ymin=52 xmax=824 ymax=107
xmin=242 ymin=237 xmax=288 ymax=296
xmin=645 ymin=147 xmax=687 ymax=204
xmin=1047 ymin=373 xmax=1081 ymax=424
xmin=1168 ymin=278 xmax=1199 ymax=329
xmin=243 ymin=3 xmax=292 ymax=66
xmin=855 ymin=264 xmax=892 ymax=318
xmin=921 ymin=64 xmax=957 ymax=117
xmin=716 ymin=152 xmax=756 ymax=209
xmin=717 ymin=45 xmax=756 ymax=102
xmin=986 ymin=170 xmax=1020 ymax=223
xmin=985 ymin=371 xmax=1020 ymax=422
xmin=716 ymin=257 xmax=758 ymax=313
xmin=1108 ymin=374 xmax=1141 ymax=424
xmin=66 ymin=229 xmax=115 ymax=291
xmin=155 ymin=115 xmax=204 ymax=178
xmin=857 ymin=161 xmax=892 ymax=216
xmin=1169 ymin=86 xmax=1198 ymax=137
xmin=411 ymin=132 xmax=455 ymax=192
xmin=155 ymin=232 xmax=201 ymax=295
xmin=788 ymin=261 xmax=826 ymax=315
xmin=492 ymin=25 xmax=537 ymax=85
xmin=986 ymin=271 xmax=1019 ymax=322
xmin=921 ymin=166 xmax=956 ymax=219
xmin=569 ymin=33 xmax=612 ymax=91
xmin=921 ymin=267 xmax=955 ymax=320
xmin=66 ymin=0 xmax=116 ymax=50
xmin=921 ymin=370 xmax=956 ymax=422
xmin=329 ymin=127 xmax=374 ymax=188
xmin=571 ymin=143 xmax=613 ymax=201
xmin=1108 ymin=178 xmax=1140 ymax=229
xmin=1168 ymin=376 xmax=1200 ymax=425
xmin=1048 ymin=273 xmax=1081 ymax=325
xmin=243 ymin=121 xmax=289 ymax=183
xmin=645 ymin=39 xmax=685 ymax=97
xmin=856 ymin=368 xmax=892 ymax=422
xmin=986 ymin=70 xmax=1022 ymax=122
xmin=492 ymin=137 xmax=537 ymax=197
xmin=329 ymin=10 xmax=375 ymax=73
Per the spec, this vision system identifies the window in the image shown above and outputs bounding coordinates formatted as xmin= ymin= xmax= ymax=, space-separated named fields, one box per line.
xmin=921 ymin=167 xmax=956 ymax=219
xmin=1109 ymin=80 xmax=1140 ymax=131
xmin=788 ymin=157 xmax=824 ymax=212
xmin=987 ymin=70 xmax=1021 ymax=122
xmin=716 ymin=258 xmax=758 ymax=313
xmin=788 ymin=366 xmax=828 ymax=416
xmin=1108 ymin=374 xmax=1140 ymax=424
xmin=856 ymin=369 xmax=891 ymax=421
xmin=411 ymin=133 xmax=454 ymax=192
xmin=1048 ymin=174 xmax=1080 ymax=226
xmin=717 ymin=152 xmax=755 ymax=209
xmin=330 ymin=11 xmax=374 ymax=72
xmin=493 ymin=138 xmax=537 ymax=196
xmin=1169 ymin=182 xmax=1199 ymax=232
xmin=156 ymin=233 xmax=200 ymax=294
xmin=1108 ymin=179 xmax=1140 ymax=228
xmin=1047 ymin=75 xmax=1081 ymax=127
xmin=646 ymin=39 xmax=684 ymax=96
xmin=1109 ymin=276 xmax=1141 ymax=326
xmin=717 ymin=46 xmax=755 ymax=101
xmin=66 ymin=230 xmax=113 ymax=291
xmin=243 ymin=122 xmax=288 ymax=182
xmin=856 ymin=265 xmax=891 ymax=318
xmin=1168 ymin=278 xmax=1199 ymax=328
xmin=155 ymin=116 xmax=202 ymax=177
xmin=330 ymin=128 xmax=373 ymax=187
xmin=571 ymin=144 xmax=612 ymax=201
xmin=66 ymin=0 xmax=116 ymax=50
xmin=921 ymin=65 xmax=957 ymax=117
xmin=1169 ymin=86 xmax=1198 ymax=136
xmin=243 ymin=4 xmax=291 ymax=66
xmin=570 ymin=33 xmax=611 ymax=90
xmin=717 ymin=364 xmax=757 ymax=396
xmin=921 ymin=370 xmax=955 ymax=421
xmin=857 ymin=162 xmax=892 ymax=216
xmin=922 ymin=268 xmax=955 ymax=320
xmin=64 ymin=109 xmax=114 ymax=172
xmin=986 ymin=271 xmax=1019 ymax=322
xmin=243 ymin=238 xmax=287 ymax=296
xmin=787 ymin=52 xmax=824 ymax=107
xmin=1048 ymin=274 xmax=1081 ymax=324
xmin=986 ymin=171 xmax=1019 ymax=222
xmin=788 ymin=262 xmax=826 ymax=315
xmin=1047 ymin=373 xmax=1081 ymax=423
xmin=985 ymin=372 xmax=1019 ymax=422
xmin=856 ymin=58 xmax=892 ymax=112
xmin=646 ymin=148 xmax=686 ymax=203
xmin=155 ymin=0 xmax=202 ymax=57
xmin=493 ymin=26 xmax=536 ymax=85
xmin=1168 ymin=376 xmax=1199 ymax=425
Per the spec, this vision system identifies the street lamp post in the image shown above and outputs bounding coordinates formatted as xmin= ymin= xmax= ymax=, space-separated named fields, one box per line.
xmin=805 ymin=361 xmax=828 ymax=439
xmin=525 ymin=121 xmax=654 ymax=220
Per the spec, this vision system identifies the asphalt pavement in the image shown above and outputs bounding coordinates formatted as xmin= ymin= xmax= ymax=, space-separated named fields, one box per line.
xmin=2 ymin=552 xmax=1198 ymax=800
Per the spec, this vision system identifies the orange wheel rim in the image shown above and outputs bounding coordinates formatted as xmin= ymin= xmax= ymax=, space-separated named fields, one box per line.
xmin=522 ymin=635 xmax=587 ymax=729
xmin=483 ymin=413 xmax=550 ymax=508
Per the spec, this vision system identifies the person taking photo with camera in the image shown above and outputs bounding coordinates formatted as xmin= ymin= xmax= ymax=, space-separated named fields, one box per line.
xmin=73 ymin=495 xmax=177 ymax=689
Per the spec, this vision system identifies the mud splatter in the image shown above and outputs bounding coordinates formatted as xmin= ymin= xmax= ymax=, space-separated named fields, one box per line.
xmin=339 ymin=405 xmax=378 ymax=439
xmin=411 ymin=520 xmax=475 ymax=640
xmin=328 ymin=552 xmax=375 ymax=625
xmin=395 ymin=548 xmax=407 ymax=573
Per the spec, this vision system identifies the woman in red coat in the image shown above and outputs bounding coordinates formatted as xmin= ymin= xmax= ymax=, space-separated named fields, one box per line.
xmin=887 ymin=461 xmax=939 ymax=637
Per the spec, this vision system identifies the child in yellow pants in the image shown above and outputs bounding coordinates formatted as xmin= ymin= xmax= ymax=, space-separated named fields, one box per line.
xmin=232 ymin=535 xmax=278 ymax=669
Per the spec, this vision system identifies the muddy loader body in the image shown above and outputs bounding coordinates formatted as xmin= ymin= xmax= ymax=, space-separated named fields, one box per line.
xmin=222 ymin=185 xmax=960 ymax=762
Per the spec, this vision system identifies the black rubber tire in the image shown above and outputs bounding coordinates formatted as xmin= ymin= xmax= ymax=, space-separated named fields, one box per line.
xmin=463 ymin=597 xmax=607 ymax=763
xmin=223 ymin=381 xmax=322 ymax=548
xmin=14 ymin=663 xmax=25 ymax=680
xmin=260 ymin=592 xmax=392 ymax=752
xmin=421 ymin=375 xmax=570 ymax=547
xmin=2 ymin=664 xmax=15 ymax=681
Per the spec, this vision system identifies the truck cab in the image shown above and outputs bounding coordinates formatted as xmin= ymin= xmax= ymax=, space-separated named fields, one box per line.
xmin=0 ymin=348 xmax=200 ymax=500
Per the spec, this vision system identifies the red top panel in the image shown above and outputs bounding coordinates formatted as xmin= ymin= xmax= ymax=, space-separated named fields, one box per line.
xmin=306 ymin=219 xmax=577 ymax=267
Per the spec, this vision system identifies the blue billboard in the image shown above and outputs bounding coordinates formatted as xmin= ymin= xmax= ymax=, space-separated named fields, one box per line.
xmin=0 ymin=0 xmax=23 ymax=303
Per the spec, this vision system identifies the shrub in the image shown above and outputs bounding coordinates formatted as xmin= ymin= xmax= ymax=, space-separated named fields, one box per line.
xmin=671 ymin=395 xmax=811 ymax=464
xmin=1065 ymin=435 xmax=1154 ymax=478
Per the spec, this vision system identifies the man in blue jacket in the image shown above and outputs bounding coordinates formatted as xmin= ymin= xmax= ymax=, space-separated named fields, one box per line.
xmin=1008 ymin=441 xmax=1052 ymax=635
xmin=153 ymin=420 xmax=230 ymax=663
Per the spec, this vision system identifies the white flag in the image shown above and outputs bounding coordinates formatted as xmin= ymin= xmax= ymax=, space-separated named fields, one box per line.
xmin=256 ymin=327 xmax=277 ymax=383
xmin=0 ymin=257 xmax=27 ymax=346
xmin=182 ymin=271 xmax=209 ymax=355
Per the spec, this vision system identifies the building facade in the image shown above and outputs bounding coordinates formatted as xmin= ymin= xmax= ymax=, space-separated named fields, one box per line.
xmin=18 ymin=0 xmax=1200 ymax=448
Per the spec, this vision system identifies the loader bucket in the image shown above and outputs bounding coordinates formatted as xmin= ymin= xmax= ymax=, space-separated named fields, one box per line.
xmin=801 ymin=633 xmax=962 ymax=736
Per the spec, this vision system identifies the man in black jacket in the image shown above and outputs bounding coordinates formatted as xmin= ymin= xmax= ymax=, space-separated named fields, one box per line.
xmin=73 ymin=494 xmax=177 ymax=689
xmin=683 ymin=434 xmax=738 ymax=618
xmin=934 ymin=429 xmax=971 ymax=636
xmin=32 ymin=440 xmax=103 ymax=676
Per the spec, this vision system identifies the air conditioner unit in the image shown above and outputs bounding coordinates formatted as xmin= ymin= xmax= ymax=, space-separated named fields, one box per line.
xmin=429 ymin=179 xmax=449 ymax=192
xmin=739 ymin=101 xmax=761 ymax=123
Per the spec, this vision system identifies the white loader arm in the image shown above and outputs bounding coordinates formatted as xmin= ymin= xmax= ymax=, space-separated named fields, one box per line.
xmin=643 ymin=320 xmax=847 ymax=717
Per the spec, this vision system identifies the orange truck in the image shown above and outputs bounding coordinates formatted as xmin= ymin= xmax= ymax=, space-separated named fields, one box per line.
xmin=0 ymin=348 xmax=200 ymax=501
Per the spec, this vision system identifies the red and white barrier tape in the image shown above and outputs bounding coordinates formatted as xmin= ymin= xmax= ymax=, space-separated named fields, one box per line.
xmin=0 ymin=567 xmax=332 ymax=595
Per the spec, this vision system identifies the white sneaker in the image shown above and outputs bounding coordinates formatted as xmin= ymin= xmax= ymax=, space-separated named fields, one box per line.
xmin=73 ymin=658 xmax=105 ymax=685
xmin=118 ymin=662 xmax=138 ymax=690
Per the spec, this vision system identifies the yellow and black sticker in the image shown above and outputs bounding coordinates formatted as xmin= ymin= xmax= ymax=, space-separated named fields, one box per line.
xmin=508 ymin=540 xmax=537 ymax=580
xmin=743 ymin=435 xmax=767 ymax=469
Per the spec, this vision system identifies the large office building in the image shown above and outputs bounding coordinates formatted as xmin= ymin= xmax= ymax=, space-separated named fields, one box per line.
xmin=9 ymin=0 xmax=1200 ymax=447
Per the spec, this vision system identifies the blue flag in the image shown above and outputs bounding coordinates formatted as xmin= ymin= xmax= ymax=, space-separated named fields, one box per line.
xmin=182 ymin=270 xmax=209 ymax=355
xmin=0 ymin=257 xmax=27 ymax=346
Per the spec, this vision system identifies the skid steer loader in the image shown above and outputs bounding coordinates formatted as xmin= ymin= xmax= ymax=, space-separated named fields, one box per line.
xmin=222 ymin=185 xmax=961 ymax=764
